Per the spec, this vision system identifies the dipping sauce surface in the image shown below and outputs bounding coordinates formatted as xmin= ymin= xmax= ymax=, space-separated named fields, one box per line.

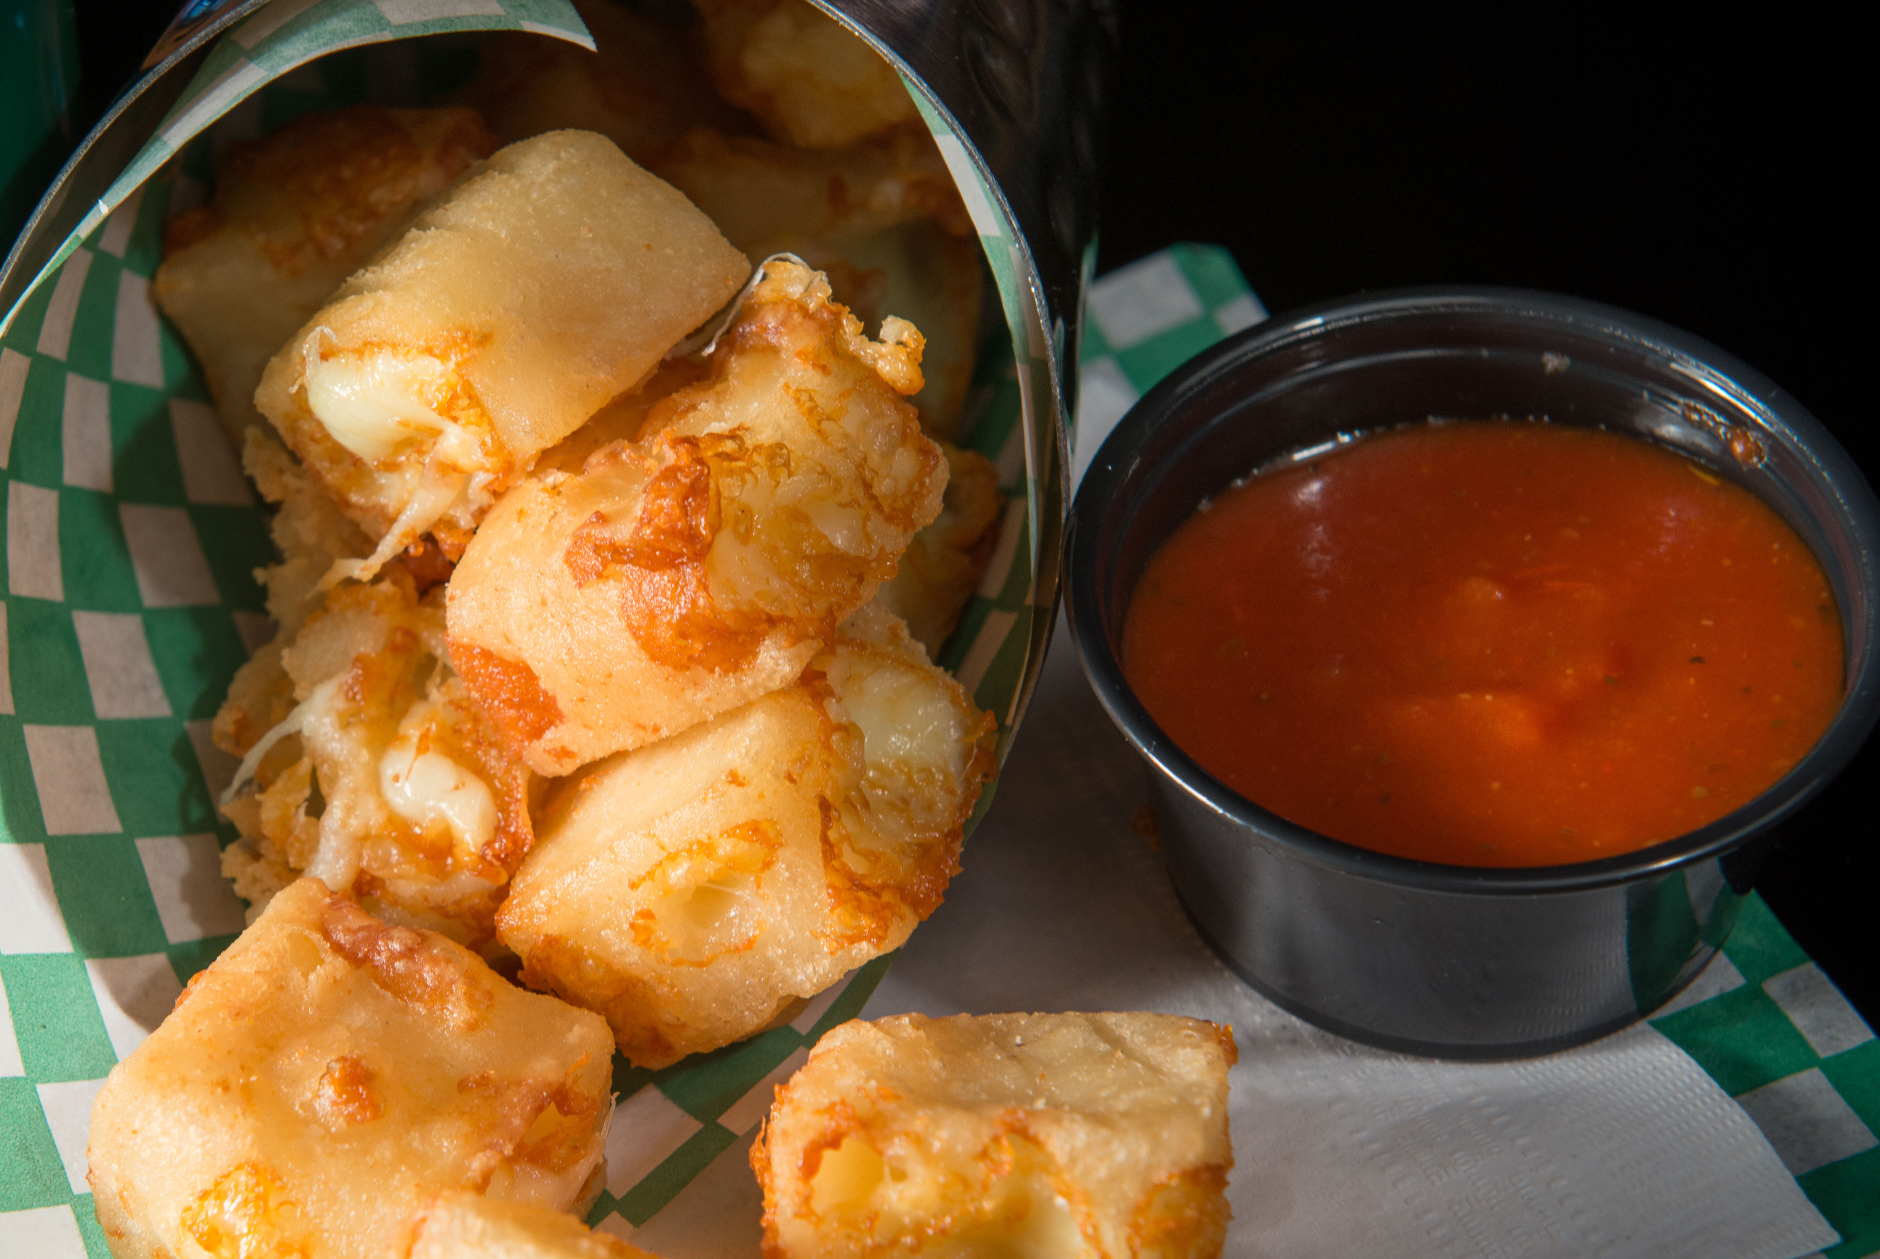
xmin=1121 ymin=421 xmax=1844 ymax=866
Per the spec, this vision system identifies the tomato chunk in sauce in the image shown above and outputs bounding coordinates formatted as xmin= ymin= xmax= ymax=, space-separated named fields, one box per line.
xmin=1121 ymin=421 xmax=1844 ymax=867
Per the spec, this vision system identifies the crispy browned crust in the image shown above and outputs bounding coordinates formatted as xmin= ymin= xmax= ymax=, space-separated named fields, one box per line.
xmin=313 ymin=1055 xmax=384 ymax=1128
xmin=446 ymin=260 xmax=943 ymax=775
xmin=320 ymin=893 xmax=496 ymax=1032
xmin=447 ymin=638 xmax=565 ymax=749
xmin=215 ymin=574 xmax=537 ymax=945
xmin=274 ymin=328 xmax=508 ymax=545
xmin=879 ymin=442 xmax=1005 ymax=653
xmin=564 ymin=432 xmax=779 ymax=673
xmin=535 ymin=357 xmax=711 ymax=476
xmin=753 ymin=1013 xmax=1236 ymax=1257
xmin=401 ymin=535 xmax=458 ymax=592
xmin=87 ymin=879 xmax=615 ymax=1258
xmin=652 ymin=125 xmax=972 ymax=250
xmin=164 ymin=106 xmax=497 ymax=277
xmin=461 ymin=0 xmax=752 ymax=165
xmin=1128 ymin=1164 xmax=1234 ymax=1259
xmin=815 ymin=704 xmax=994 ymax=953
xmin=512 ymin=932 xmax=681 ymax=1068
xmin=177 ymin=1161 xmax=314 ymax=1259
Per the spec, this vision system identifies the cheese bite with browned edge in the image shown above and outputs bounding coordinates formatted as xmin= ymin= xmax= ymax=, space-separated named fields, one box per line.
xmin=406 ymin=1193 xmax=662 ymax=1259
xmin=877 ymin=440 xmax=1004 ymax=654
xmin=753 ymin=1012 xmax=1237 ymax=1259
xmin=212 ymin=429 xmax=374 ymax=768
xmin=216 ymin=568 xmax=536 ymax=952
xmin=692 ymin=0 xmax=920 ymax=149
xmin=462 ymin=0 xmax=749 ymax=165
xmin=446 ymin=260 xmax=946 ymax=777
xmin=651 ymin=127 xmax=971 ymax=254
xmin=652 ymin=129 xmax=981 ymax=438
xmin=87 ymin=880 xmax=615 ymax=1259
xmin=255 ymin=129 xmax=748 ymax=582
xmin=496 ymin=604 xmax=992 ymax=1067
xmin=795 ymin=221 xmax=983 ymax=440
xmin=155 ymin=106 xmax=498 ymax=449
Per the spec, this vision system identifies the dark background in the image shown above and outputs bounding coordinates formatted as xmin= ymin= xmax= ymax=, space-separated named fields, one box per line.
xmin=57 ymin=3 xmax=1872 ymax=1021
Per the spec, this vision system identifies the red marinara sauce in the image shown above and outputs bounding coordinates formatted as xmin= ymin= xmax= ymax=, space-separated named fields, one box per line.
xmin=1121 ymin=421 xmax=1845 ymax=867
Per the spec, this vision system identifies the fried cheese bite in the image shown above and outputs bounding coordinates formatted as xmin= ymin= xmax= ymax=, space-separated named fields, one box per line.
xmin=407 ymin=1194 xmax=660 ymax=1259
xmin=652 ymin=127 xmax=970 ymax=254
xmin=753 ymin=1012 xmax=1237 ymax=1259
xmin=462 ymin=0 xmax=749 ymax=164
xmin=877 ymin=440 xmax=1005 ymax=655
xmin=217 ymin=568 xmax=534 ymax=951
xmin=87 ymin=879 xmax=615 ymax=1259
xmin=531 ymin=358 xmax=710 ymax=478
xmin=213 ymin=429 xmax=375 ymax=766
xmin=255 ymin=129 xmax=748 ymax=581
xmin=447 ymin=260 xmax=947 ymax=777
xmin=653 ymin=131 xmax=981 ymax=436
xmin=155 ymin=106 xmax=498 ymax=449
xmin=496 ymin=604 xmax=993 ymax=1068
xmin=693 ymin=0 xmax=920 ymax=148
xmin=797 ymin=223 xmax=983 ymax=439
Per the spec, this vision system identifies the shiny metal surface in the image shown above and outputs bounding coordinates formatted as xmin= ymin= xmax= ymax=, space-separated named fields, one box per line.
xmin=820 ymin=0 xmax=1115 ymax=370
xmin=817 ymin=0 xmax=1116 ymax=730
xmin=0 ymin=0 xmax=264 ymax=322
xmin=1067 ymin=288 xmax=1880 ymax=1057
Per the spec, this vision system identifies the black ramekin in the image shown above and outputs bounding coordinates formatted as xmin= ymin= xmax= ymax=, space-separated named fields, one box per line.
xmin=1066 ymin=288 xmax=1880 ymax=1059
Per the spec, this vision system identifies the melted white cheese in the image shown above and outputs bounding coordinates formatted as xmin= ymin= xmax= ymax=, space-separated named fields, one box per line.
xmin=838 ymin=655 xmax=965 ymax=777
xmin=302 ymin=332 xmax=498 ymax=588
xmin=804 ymin=499 xmax=869 ymax=554
xmin=220 ymin=675 xmax=344 ymax=807
xmin=302 ymin=334 xmax=461 ymax=463
xmin=378 ymin=733 xmax=499 ymax=864
xmin=323 ymin=459 xmax=471 ymax=589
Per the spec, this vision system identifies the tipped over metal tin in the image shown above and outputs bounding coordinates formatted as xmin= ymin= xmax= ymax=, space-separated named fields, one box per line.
xmin=1 ymin=0 xmax=1115 ymax=738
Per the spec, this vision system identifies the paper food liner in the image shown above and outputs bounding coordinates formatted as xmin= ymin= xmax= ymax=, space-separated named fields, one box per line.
xmin=0 ymin=0 xmax=1055 ymax=1243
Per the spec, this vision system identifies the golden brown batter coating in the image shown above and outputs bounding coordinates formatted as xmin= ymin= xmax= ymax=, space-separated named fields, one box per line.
xmin=693 ymin=0 xmax=920 ymax=148
xmin=446 ymin=260 xmax=946 ymax=777
xmin=406 ymin=1194 xmax=660 ymax=1259
xmin=87 ymin=880 xmax=614 ymax=1259
xmin=652 ymin=126 xmax=970 ymax=254
xmin=155 ymin=106 xmax=498 ymax=448
xmin=496 ymin=604 xmax=993 ymax=1067
xmin=795 ymin=222 xmax=983 ymax=439
xmin=216 ymin=569 xmax=535 ymax=952
xmin=753 ymin=1012 xmax=1236 ymax=1259
xmin=652 ymin=130 xmax=981 ymax=435
xmin=212 ymin=429 xmax=374 ymax=777
xmin=530 ymin=358 xmax=712 ymax=478
xmin=462 ymin=0 xmax=750 ymax=164
xmin=878 ymin=440 xmax=1005 ymax=654
xmin=255 ymin=130 xmax=748 ymax=582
